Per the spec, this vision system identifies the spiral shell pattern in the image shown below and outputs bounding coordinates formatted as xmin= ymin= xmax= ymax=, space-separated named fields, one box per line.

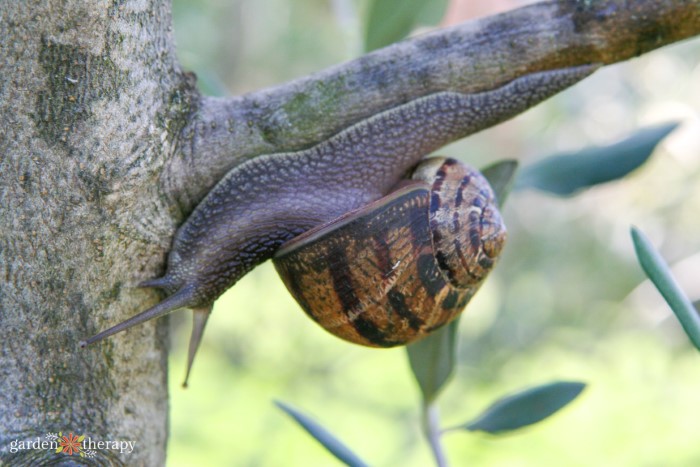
xmin=272 ymin=158 xmax=506 ymax=347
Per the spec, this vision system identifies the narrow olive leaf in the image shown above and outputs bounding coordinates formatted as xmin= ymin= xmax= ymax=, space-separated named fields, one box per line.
xmin=481 ymin=159 xmax=519 ymax=207
xmin=453 ymin=381 xmax=586 ymax=434
xmin=406 ymin=160 xmax=518 ymax=403
xmin=515 ymin=122 xmax=679 ymax=196
xmin=274 ymin=401 xmax=369 ymax=467
xmin=364 ymin=0 xmax=447 ymax=52
xmin=407 ymin=319 xmax=459 ymax=403
xmin=631 ymin=227 xmax=700 ymax=351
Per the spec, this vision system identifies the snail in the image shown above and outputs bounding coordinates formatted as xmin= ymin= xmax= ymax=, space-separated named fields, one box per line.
xmin=80 ymin=66 xmax=595 ymax=385
xmin=273 ymin=156 xmax=505 ymax=347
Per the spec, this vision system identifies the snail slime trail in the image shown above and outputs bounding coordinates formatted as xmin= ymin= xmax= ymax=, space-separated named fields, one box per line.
xmin=80 ymin=66 xmax=596 ymax=384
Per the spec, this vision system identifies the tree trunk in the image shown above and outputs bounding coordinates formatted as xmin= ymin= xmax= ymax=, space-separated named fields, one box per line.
xmin=1 ymin=0 xmax=699 ymax=465
xmin=0 ymin=1 xmax=194 ymax=465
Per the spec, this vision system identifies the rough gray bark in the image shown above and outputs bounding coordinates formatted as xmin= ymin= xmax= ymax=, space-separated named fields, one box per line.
xmin=0 ymin=1 xmax=193 ymax=465
xmin=0 ymin=0 xmax=698 ymax=465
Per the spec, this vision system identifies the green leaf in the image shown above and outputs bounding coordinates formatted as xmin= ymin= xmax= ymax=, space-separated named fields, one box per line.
xmin=407 ymin=319 xmax=459 ymax=404
xmin=516 ymin=122 xmax=679 ymax=196
xmin=631 ymin=227 xmax=700 ymax=351
xmin=275 ymin=401 xmax=369 ymax=467
xmin=457 ymin=381 xmax=586 ymax=434
xmin=481 ymin=159 xmax=519 ymax=207
xmin=364 ymin=0 xmax=448 ymax=52
xmin=414 ymin=0 xmax=448 ymax=25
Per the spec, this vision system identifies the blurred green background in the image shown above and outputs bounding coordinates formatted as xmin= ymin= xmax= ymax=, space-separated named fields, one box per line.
xmin=167 ymin=0 xmax=700 ymax=465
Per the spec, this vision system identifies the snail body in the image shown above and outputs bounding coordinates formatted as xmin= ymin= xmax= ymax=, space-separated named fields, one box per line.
xmin=273 ymin=157 xmax=505 ymax=346
xmin=80 ymin=66 xmax=594 ymax=384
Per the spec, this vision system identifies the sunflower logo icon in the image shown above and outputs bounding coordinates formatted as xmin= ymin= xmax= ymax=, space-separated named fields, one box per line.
xmin=45 ymin=432 xmax=96 ymax=458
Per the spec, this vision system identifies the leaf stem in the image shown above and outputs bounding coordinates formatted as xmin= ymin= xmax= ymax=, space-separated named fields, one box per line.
xmin=422 ymin=402 xmax=449 ymax=467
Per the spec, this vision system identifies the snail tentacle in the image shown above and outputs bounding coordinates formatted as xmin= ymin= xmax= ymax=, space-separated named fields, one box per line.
xmin=183 ymin=306 xmax=211 ymax=388
xmin=79 ymin=285 xmax=197 ymax=348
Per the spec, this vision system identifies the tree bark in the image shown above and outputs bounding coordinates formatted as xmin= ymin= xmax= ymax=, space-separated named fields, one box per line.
xmin=1 ymin=0 xmax=699 ymax=465
xmin=0 ymin=1 xmax=194 ymax=465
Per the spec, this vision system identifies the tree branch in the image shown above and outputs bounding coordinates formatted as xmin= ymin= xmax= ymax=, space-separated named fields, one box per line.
xmin=169 ymin=0 xmax=700 ymax=212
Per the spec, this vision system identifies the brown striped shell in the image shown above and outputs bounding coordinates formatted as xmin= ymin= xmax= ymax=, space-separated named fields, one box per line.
xmin=272 ymin=157 xmax=506 ymax=347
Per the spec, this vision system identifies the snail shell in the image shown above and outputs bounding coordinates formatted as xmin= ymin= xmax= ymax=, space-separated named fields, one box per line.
xmin=272 ymin=157 xmax=506 ymax=347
